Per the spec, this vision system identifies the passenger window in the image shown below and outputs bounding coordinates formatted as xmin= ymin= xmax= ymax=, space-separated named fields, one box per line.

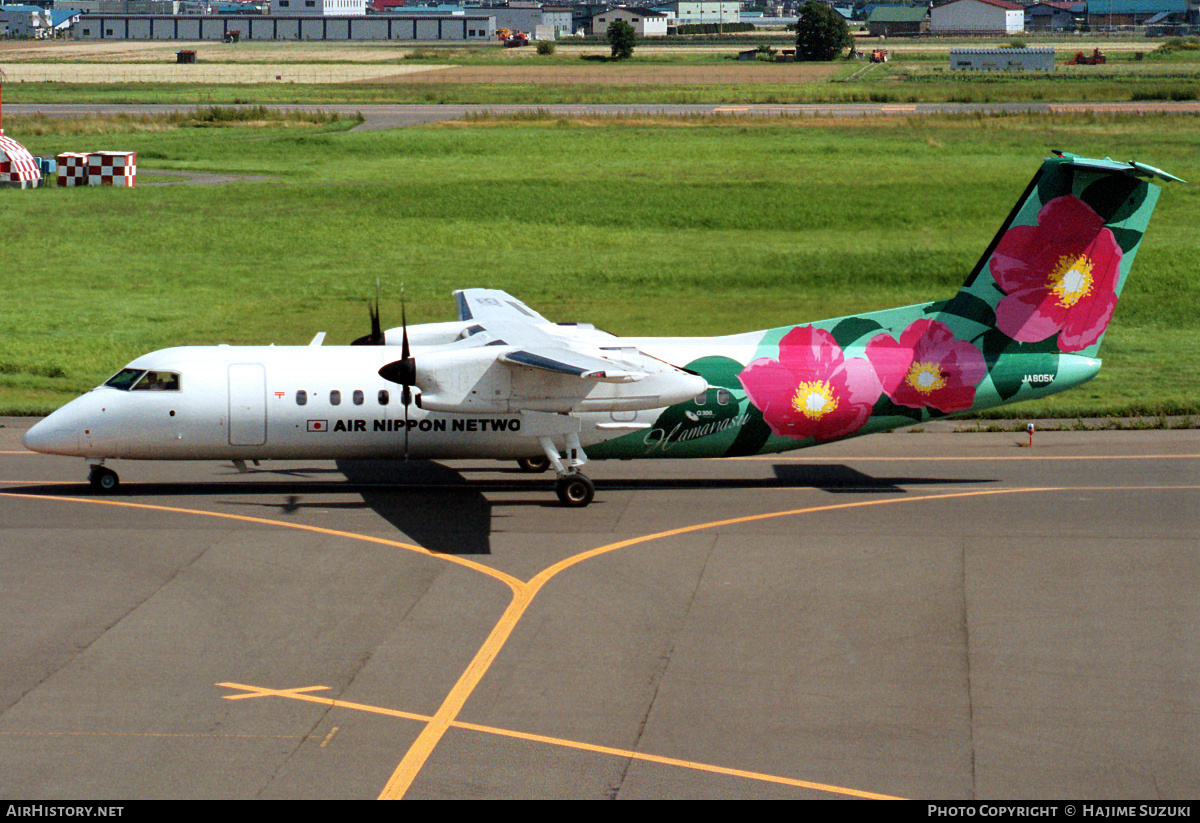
xmin=378 ymin=389 xmax=390 ymax=406
xmin=330 ymin=390 xmax=341 ymax=406
xmin=296 ymin=390 xmax=307 ymax=406
xmin=716 ymin=389 xmax=732 ymax=406
xmin=353 ymin=390 xmax=364 ymax=405
xmin=131 ymin=371 xmax=180 ymax=391
xmin=694 ymin=392 xmax=706 ymax=405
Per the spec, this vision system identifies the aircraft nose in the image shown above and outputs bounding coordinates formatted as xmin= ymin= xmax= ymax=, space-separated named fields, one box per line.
xmin=22 ymin=409 xmax=82 ymax=456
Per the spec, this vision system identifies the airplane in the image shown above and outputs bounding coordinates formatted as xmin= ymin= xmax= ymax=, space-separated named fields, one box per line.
xmin=22 ymin=151 xmax=1181 ymax=507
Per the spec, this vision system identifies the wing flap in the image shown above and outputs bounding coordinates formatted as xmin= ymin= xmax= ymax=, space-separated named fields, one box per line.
xmin=500 ymin=347 xmax=644 ymax=383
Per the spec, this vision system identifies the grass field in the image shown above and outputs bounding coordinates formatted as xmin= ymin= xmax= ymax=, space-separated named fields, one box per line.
xmin=1 ymin=108 xmax=1197 ymax=419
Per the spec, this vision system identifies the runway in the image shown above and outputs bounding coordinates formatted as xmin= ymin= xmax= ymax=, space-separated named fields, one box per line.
xmin=2 ymin=416 xmax=1198 ymax=799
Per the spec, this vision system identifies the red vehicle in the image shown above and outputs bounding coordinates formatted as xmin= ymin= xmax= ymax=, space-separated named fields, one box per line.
xmin=498 ymin=29 xmax=530 ymax=47
xmin=1067 ymin=49 xmax=1106 ymax=65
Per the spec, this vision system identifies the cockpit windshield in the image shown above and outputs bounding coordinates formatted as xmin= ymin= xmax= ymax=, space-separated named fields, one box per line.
xmin=104 ymin=369 xmax=145 ymax=390
xmin=103 ymin=369 xmax=181 ymax=392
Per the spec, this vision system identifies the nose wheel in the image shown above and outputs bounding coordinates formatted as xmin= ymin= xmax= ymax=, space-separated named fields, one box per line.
xmin=88 ymin=466 xmax=120 ymax=493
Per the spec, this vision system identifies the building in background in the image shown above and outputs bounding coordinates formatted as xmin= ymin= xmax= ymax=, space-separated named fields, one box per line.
xmin=657 ymin=1 xmax=741 ymax=26
xmin=592 ymin=6 xmax=667 ymax=36
xmin=866 ymin=4 xmax=929 ymax=35
xmin=931 ymin=0 xmax=1024 ymax=34
xmin=73 ymin=8 xmax=494 ymax=37
xmin=269 ymin=0 xmax=365 ymax=16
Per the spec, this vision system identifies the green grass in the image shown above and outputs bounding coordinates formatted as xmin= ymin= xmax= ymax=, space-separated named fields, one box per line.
xmin=1 ymin=111 xmax=1198 ymax=417
xmin=8 ymin=76 xmax=1200 ymax=106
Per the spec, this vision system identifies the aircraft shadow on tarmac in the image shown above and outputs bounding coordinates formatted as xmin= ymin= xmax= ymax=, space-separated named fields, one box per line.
xmin=8 ymin=460 xmax=992 ymax=556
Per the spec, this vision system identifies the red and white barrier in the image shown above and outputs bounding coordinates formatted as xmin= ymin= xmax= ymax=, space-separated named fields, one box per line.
xmin=57 ymin=151 xmax=137 ymax=187
xmin=0 ymin=132 xmax=42 ymax=188
xmin=56 ymin=152 xmax=90 ymax=187
xmin=87 ymin=151 xmax=137 ymax=187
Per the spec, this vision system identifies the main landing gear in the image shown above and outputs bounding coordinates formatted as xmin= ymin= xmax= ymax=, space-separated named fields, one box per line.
xmin=88 ymin=464 xmax=120 ymax=492
xmin=555 ymin=473 xmax=595 ymax=507
xmin=533 ymin=433 xmax=594 ymax=508
xmin=516 ymin=455 xmax=551 ymax=473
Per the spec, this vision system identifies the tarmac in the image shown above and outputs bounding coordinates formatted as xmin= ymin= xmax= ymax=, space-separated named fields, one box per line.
xmin=1 ymin=416 xmax=1197 ymax=799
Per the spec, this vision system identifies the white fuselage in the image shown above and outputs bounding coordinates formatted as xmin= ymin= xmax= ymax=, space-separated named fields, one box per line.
xmin=23 ymin=339 xmax=745 ymax=463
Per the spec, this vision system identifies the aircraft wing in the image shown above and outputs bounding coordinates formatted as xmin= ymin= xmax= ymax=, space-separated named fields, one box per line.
xmin=500 ymin=346 xmax=644 ymax=383
xmin=380 ymin=288 xmax=707 ymax=414
xmin=455 ymin=288 xmax=552 ymax=326
xmin=454 ymin=289 xmax=647 ymax=382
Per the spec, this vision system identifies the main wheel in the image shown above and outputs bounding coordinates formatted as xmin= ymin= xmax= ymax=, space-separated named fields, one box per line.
xmin=555 ymin=474 xmax=595 ymax=508
xmin=88 ymin=466 xmax=119 ymax=493
xmin=517 ymin=456 xmax=551 ymax=473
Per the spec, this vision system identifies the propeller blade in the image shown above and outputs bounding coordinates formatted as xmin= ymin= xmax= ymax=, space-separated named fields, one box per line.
xmin=351 ymin=279 xmax=384 ymax=346
xmin=401 ymin=287 xmax=412 ymax=459
xmin=400 ymin=285 xmax=410 ymax=361
xmin=403 ymin=387 xmax=410 ymax=460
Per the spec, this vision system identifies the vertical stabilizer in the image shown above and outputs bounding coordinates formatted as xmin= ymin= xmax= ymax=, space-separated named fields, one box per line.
xmin=940 ymin=150 xmax=1175 ymax=360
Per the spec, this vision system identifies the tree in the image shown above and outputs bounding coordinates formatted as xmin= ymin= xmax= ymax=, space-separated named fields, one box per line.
xmin=795 ymin=0 xmax=852 ymax=62
xmin=606 ymin=20 xmax=637 ymax=60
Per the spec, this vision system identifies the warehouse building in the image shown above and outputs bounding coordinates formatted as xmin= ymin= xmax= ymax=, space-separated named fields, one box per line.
xmin=931 ymin=0 xmax=1025 ymax=34
xmin=73 ymin=11 xmax=496 ymax=39
xmin=950 ymin=47 xmax=1055 ymax=70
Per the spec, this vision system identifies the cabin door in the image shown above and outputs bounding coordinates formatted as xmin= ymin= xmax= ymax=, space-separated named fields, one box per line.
xmin=228 ymin=363 xmax=267 ymax=447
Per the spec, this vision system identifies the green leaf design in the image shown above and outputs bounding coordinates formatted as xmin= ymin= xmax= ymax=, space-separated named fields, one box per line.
xmin=933 ymin=291 xmax=997 ymax=329
xmin=1109 ymin=226 xmax=1143 ymax=255
xmin=723 ymin=402 xmax=773 ymax=457
xmin=830 ymin=317 xmax=884 ymax=349
xmin=982 ymin=329 xmax=1062 ymax=401
xmin=684 ymin=355 xmax=747 ymax=391
xmin=871 ymin=394 xmax=924 ymax=424
xmin=992 ymin=351 xmax=1060 ymax=402
xmin=1037 ymin=164 xmax=1071 ymax=207
xmin=1080 ymin=174 xmax=1143 ymax=223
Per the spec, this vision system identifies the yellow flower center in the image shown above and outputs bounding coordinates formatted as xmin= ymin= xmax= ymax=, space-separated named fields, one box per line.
xmin=1048 ymin=253 xmax=1095 ymax=308
xmin=791 ymin=380 xmax=839 ymax=420
xmin=904 ymin=361 xmax=947 ymax=395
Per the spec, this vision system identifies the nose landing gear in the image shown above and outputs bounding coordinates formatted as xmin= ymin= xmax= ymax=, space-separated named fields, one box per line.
xmin=88 ymin=465 xmax=120 ymax=492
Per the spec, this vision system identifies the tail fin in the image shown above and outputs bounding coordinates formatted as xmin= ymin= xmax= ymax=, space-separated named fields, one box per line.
xmin=915 ymin=151 xmax=1180 ymax=408
xmin=739 ymin=152 xmax=1179 ymax=431
xmin=613 ymin=153 xmax=1179 ymax=458
xmin=941 ymin=150 xmax=1178 ymax=358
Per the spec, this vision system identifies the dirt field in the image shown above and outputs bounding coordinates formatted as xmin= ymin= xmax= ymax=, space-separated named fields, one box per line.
xmin=0 ymin=61 xmax=451 ymax=83
xmin=0 ymin=40 xmax=423 ymax=62
xmin=0 ymin=40 xmax=842 ymax=84
xmin=0 ymin=37 xmax=1158 ymax=84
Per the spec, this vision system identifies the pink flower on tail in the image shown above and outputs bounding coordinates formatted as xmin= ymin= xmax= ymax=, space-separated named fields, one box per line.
xmin=989 ymin=194 xmax=1123 ymax=352
xmin=866 ymin=319 xmax=987 ymax=414
xmin=738 ymin=326 xmax=882 ymax=442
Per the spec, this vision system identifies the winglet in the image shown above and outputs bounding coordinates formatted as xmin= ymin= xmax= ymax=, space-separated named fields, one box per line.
xmin=1130 ymin=160 xmax=1185 ymax=184
xmin=1050 ymin=149 xmax=1185 ymax=183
